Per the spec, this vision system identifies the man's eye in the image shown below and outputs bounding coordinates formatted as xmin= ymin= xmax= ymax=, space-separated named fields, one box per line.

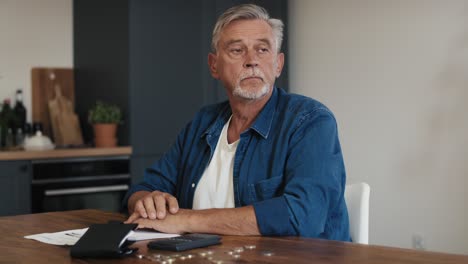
xmin=230 ymin=48 xmax=242 ymax=54
xmin=258 ymin=48 xmax=269 ymax=53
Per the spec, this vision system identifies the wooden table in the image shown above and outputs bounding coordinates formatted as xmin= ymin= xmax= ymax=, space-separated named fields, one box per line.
xmin=1 ymin=210 xmax=467 ymax=264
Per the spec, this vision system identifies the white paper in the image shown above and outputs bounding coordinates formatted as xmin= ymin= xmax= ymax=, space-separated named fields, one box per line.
xmin=24 ymin=227 xmax=179 ymax=246
xmin=127 ymin=229 xmax=179 ymax=241
xmin=24 ymin=228 xmax=88 ymax=246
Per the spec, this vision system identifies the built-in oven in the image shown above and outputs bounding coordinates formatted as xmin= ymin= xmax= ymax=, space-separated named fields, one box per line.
xmin=31 ymin=155 xmax=130 ymax=213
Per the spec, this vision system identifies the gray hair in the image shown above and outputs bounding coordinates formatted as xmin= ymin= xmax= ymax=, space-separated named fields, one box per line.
xmin=211 ymin=4 xmax=284 ymax=53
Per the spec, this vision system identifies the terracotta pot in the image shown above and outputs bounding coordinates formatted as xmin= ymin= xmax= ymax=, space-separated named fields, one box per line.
xmin=93 ymin=123 xmax=117 ymax=148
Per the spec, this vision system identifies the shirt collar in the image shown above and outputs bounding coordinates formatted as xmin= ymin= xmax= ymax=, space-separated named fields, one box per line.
xmin=249 ymin=87 xmax=278 ymax=139
xmin=202 ymin=103 xmax=232 ymax=138
xmin=203 ymin=87 xmax=278 ymax=139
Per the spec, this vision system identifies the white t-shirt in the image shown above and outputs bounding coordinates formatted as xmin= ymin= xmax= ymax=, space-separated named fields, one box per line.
xmin=192 ymin=116 xmax=238 ymax=209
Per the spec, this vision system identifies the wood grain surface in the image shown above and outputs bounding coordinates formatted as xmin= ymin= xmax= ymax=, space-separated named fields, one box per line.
xmin=0 ymin=146 xmax=132 ymax=161
xmin=31 ymin=67 xmax=75 ymax=139
xmin=48 ymin=85 xmax=83 ymax=146
xmin=1 ymin=209 xmax=467 ymax=264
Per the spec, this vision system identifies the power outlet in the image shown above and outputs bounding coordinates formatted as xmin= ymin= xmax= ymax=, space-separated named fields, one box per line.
xmin=412 ymin=234 xmax=426 ymax=250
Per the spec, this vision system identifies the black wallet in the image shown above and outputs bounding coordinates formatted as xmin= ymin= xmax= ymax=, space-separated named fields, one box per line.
xmin=70 ymin=223 xmax=138 ymax=258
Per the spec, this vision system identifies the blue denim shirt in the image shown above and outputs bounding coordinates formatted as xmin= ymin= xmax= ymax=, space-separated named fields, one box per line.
xmin=125 ymin=87 xmax=350 ymax=241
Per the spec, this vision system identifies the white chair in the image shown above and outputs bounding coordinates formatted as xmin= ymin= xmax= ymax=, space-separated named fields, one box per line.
xmin=344 ymin=182 xmax=370 ymax=244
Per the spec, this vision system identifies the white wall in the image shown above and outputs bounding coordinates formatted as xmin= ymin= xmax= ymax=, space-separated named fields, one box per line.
xmin=0 ymin=0 xmax=72 ymax=122
xmin=289 ymin=0 xmax=468 ymax=254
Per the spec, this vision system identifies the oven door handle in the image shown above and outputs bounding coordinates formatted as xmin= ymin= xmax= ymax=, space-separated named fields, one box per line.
xmin=32 ymin=174 xmax=130 ymax=184
xmin=44 ymin=184 xmax=129 ymax=196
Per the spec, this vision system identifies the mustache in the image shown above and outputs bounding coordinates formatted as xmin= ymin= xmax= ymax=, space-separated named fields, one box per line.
xmin=239 ymin=68 xmax=265 ymax=81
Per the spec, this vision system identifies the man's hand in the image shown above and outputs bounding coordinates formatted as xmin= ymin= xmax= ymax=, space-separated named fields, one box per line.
xmin=125 ymin=190 xmax=179 ymax=223
xmin=132 ymin=208 xmax=191 ymax=234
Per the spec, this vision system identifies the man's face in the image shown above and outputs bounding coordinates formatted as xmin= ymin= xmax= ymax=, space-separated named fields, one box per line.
xmin=208 ymin=19 xmax=284 ymax=101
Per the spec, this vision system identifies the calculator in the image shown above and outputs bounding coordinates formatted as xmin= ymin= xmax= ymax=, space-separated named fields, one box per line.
xmin=147 ymin=234 xmax=221 ymax=252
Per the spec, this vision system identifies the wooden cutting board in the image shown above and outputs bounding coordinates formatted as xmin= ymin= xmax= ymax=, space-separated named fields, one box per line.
xmin=48 ymin=85 xmax=84 ymax=146
xmin=32 ymin=67 xmax=75 ymax=138
xmin=32 ymin=67 xmax=83 ymax=146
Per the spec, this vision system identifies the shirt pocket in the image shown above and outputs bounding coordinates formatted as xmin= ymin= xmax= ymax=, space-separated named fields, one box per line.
xmin=249 ymin=175 xmax=284 ymax=202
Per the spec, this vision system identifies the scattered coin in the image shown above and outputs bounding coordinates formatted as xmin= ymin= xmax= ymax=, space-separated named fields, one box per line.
xmin=232 ymin=254 xmax=241 ymax=259
xmin=225 ymin=250 xmax=234 ymax=255
xmin=198 ymin=252 xmax=207 ymax=257
xmin=262 ymin=251 xmax=274 ymax=257
xmin=141 ymin=255 xmax=157 ymax=262
xmin=233 ymin=247 xmax=244 ymax=253
xmin=244 ymin=245 xmax=256 ymax=250
xmin=136 ymin=254 xmax=144 ymax=259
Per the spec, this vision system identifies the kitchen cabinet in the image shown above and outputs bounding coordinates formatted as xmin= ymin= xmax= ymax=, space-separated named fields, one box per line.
xmin=0 ymin=161 xmax=31 ymax=216
xmin=0 ymin=147 xmax=132 ymax=216
xmin=31 ymin=155 xmax=130 ymax=214
xmin=73 ymin=0 xmax=288 ymax=183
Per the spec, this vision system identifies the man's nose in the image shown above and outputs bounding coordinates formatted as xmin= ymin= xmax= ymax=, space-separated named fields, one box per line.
xmin=244 ymin=51 xmax=259 ymax=68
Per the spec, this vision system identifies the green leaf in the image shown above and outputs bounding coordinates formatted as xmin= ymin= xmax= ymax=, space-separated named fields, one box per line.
xmin=88 ymin=101 xmax=122 ymax=124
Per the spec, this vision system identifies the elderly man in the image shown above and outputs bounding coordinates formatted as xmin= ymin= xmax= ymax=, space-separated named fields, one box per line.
xmin=124 ymin=4 xmax=350 ymax=241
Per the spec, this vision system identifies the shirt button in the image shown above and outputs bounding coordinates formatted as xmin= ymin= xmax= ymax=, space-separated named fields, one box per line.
xmin=192 ymin=183 xmax=195 ymax=188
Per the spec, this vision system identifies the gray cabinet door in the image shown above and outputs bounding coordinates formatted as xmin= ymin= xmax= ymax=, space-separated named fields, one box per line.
xmin=0 ymin=161 xmax=31 ymax=216
xmin=129 ymin=0 xmax=213 ymax=157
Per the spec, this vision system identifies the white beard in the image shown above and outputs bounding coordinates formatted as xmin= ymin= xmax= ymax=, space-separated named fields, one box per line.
xmin=233 ymin=67 xmax=271 ymax=100
xmin=233 ymin=83 xmax=270 ymax=100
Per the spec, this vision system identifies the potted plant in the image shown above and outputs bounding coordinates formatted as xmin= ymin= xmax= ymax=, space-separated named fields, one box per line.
xmin=88 ymin=101 xmax=122 ymax=148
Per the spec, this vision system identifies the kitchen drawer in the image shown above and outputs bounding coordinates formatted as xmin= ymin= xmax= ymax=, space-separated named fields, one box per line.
xmin=0 ymin=160 xmax=31 ymax=216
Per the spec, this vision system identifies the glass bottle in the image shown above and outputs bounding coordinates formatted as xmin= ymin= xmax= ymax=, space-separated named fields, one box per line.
xmin=1 ymin=99 xmax=13 ymax=148
xmin=5 ymin=128 xmax=14 ymax=148
xmin=1 ymin=99 xmax=12 ymax=118
xmin=16 ymin=128 xmax=24 ymax=147
xmin=14 ymin=89 xmax=27 ymax=133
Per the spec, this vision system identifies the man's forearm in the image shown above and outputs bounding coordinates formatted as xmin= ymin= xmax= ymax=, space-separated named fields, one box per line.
xmin=127 ymin=196 xmax=261 ymax=235
xmin=186 ymin=206 xmax=260 ymax=236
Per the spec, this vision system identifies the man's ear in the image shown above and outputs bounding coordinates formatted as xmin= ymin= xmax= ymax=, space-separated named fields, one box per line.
xmin=275 ymin=52 xmax=285 ymax=78
xmin=208 ymin=53 xmax=219 ymax=79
